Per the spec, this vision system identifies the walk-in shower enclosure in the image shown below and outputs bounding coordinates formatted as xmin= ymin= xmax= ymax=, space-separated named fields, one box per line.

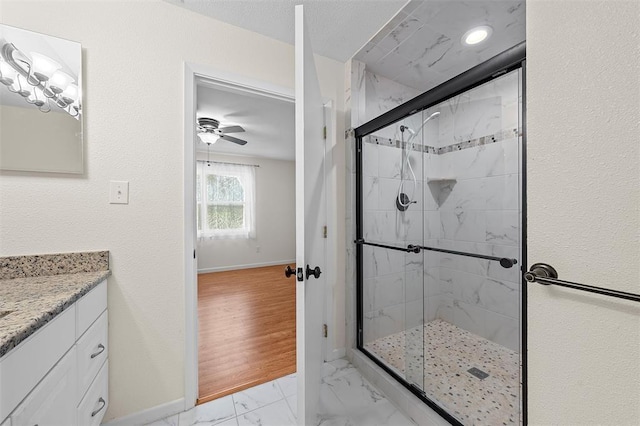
xmin=354 ymin=44 xmax=526 ymax=425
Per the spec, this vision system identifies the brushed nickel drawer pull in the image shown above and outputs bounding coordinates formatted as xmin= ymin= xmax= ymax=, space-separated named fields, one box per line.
xmin=90 ymin=343 xmax=105 ymax=359
xmin=91 ymin=397 xmax=106 ymax=417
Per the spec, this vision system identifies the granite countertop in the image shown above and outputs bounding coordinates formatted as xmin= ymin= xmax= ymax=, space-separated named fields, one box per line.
xmin=0 ymin=252 xmax=111 ymax=358
xmin=0 ymin=270 xmax=111 ymax=358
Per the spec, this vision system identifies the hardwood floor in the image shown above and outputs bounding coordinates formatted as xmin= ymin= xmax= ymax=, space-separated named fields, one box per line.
xmin=197 ymin=264 xmax=296 ymax=404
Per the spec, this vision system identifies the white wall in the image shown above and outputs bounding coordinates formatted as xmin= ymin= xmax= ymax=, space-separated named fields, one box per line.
xmin=0 ymin=0 xmax=345 ymax=420
xmin=527 ymin=0 xmax=639 ymax=424
xmin=196 ymin=153 xmax=295 ymax=272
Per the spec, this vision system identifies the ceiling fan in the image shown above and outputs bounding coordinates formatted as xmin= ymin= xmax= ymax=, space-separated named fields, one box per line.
xmin=197 ymin=117 xmax=247 ymax=145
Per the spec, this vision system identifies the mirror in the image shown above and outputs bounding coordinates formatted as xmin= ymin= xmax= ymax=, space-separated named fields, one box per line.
xmin=0 ymin=24 xmax=83 ymax=174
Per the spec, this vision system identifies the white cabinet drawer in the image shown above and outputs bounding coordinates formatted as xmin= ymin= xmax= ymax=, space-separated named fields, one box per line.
xmin=77 ymin=362 xmax=108 ymax=426
xmin=0 ymin=305 xmax=76 ymax=422
xmin=76 ymin=280 xmax=107 ymax=339
xmin=77 ymin=310 xmax=108 ymax=399
xmin=11 ymin=347 xmax=77 ymax=426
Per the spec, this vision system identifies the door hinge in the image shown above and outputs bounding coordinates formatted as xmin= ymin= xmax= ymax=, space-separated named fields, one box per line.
xmin=323 ymin=324 xmax=328 ymax=338
xmin=323 ymin=126 xmax=327 ymax=139
xmin=193 ymin=249 xmax=196 ymax=259
xmin=322 ymin=225 xmax=327 ymax=238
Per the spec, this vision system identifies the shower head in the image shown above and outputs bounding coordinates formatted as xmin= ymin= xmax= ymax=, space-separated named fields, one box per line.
xmin=423 ymin=111 xmax=441 ymax=123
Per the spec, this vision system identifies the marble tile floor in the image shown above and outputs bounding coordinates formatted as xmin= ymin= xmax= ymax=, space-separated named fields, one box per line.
xmin=365 ymin=319 xmax=521 ymax=425
xmin=146 ymin=358 xmax=417 ymax=426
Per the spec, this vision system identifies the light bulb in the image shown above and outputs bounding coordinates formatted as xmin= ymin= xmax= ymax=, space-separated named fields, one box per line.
xmin=462 ymin=26 xmax=493 ymax=46
xmin=0 ymin=61 xmax=17 ymax=85
xmin=29 ymin=52 xmax=61 ymax=82
xmin=48 ymin=70 xmax=74 ymax=94
xmin=61 ymin=83 xmax=79 ymax=105
xmin=14 ymin=74 xmax=31 ymax=97
xmin=198 ymin=133 xmax=220 ymax=144
xmin=27 ymin=87 xmax=46 ymax=107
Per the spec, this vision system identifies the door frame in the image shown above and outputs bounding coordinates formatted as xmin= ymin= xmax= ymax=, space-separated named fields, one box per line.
xmin=183 ymin=62 xmax=339 ymax=410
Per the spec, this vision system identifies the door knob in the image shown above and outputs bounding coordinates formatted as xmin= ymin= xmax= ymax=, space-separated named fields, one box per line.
xmin=284 ymin=265 xmax=295 ymax=278
xmin=306 ymin=265 xmax=322 ymax=280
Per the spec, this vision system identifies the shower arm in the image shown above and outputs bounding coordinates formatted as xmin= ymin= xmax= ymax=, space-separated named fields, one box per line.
xmin=355 ymin=239 xmax=517 ymax=269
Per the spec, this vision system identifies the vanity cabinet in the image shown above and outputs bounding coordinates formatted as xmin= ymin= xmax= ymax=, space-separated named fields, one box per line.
xmin=0 ymin=280 xmax=108 ymax=425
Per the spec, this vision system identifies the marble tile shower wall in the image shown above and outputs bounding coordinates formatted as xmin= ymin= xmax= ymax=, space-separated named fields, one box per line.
xmin=356 ymin=69 xmax=522 ymax=352
xmin=361 ymin=140 xmax=436 ymax=344
xmin=347 ymin=58 xmax=522 ymax=352
xmin=355 ymin=64 xmax=431 ymax=345
xmin=426 ymin=71 xmax=522 ymax=352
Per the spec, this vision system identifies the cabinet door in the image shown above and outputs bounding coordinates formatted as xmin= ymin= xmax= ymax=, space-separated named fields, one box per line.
xmin=77 ymin=362 xmax=108 ymax=426
xmin=77 ymin=311 xmax=108 ymax=397
xmin=11 ymin=348 xmax=77 ymax=426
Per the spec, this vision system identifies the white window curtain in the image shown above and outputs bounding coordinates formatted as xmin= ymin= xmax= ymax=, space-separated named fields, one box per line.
xmin=197 ymin=161 xmax=256 ymax=239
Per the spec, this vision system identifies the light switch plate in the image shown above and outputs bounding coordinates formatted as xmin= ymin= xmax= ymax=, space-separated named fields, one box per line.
xmin=109 ymin=181 xmax=129 ymax=204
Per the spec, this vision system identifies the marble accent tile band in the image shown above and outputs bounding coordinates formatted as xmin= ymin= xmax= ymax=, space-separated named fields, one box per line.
xmin=364 ymin=127 xmax=520 ymax=155
xmin=0 ymin=251 xmax=110 ymax=280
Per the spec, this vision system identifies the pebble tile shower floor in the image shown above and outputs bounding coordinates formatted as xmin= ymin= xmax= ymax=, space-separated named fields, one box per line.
xmin=365 ymin=319 xmax=520 ymax=425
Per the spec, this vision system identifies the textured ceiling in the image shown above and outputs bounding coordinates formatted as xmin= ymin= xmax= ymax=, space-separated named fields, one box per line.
xmin=164 ymin=0 xmax=407 ymax=62
xmin=196 ymin=83 xmax=295 ymax=161
xmin=354 ymin=0 xmax=526 ymax=91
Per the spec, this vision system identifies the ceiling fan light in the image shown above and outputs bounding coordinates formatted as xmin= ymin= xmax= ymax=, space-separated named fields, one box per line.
xmin=198 ymin=132 xmax=220 ymax=144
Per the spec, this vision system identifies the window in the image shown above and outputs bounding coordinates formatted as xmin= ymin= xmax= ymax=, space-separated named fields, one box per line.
xmin=197 ymin=162 xmax=256 ymax=239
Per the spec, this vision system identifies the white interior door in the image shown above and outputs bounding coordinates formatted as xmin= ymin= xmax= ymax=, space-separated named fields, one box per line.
xmin=295 ymin=5 xmax=327 ymax=426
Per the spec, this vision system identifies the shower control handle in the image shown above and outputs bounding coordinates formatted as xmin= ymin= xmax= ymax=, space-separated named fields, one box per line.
xmin=284 ymin=265 xmax=295 ymax=278
xmin=306 ymin=265 xmax=322 ymax=280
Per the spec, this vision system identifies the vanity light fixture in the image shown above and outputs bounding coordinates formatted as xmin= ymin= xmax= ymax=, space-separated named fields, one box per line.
xmin=0 ymin=41 xmax=80 ymax=118
xmin=462 ymin=25 xmax=493 ymax=46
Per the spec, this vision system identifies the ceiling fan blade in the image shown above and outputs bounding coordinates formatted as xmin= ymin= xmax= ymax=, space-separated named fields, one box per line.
xmin=220 ymin=134 xmax=247 ymax=145
xmin=217 ymin=125 xmax=245 ymax=134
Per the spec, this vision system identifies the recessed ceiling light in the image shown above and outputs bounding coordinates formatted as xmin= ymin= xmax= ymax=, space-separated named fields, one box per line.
xmin=462 ymin=26 xmax=493 ymax=46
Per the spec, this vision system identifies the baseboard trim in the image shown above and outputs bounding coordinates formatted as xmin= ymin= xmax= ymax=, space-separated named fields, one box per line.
xmin=102 ymin=398 xmax=184 ymax=426
xmin=327 ymin=347 xmax=346 ymax=362
xmin=198 ymin=259 xmax=295 ymax=274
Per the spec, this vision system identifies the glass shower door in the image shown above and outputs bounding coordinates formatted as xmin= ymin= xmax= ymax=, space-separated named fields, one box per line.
xmin=358 ymin=67 xmax=523 ymax=425
xmin=419 ymin=69 xmax=523 ymax=425
xmin=360 ymin=110 xmax=425 ymax=392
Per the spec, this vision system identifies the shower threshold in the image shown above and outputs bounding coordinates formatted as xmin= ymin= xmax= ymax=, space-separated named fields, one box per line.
xmin=365 ymin=320 xmax=521 ymax=425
